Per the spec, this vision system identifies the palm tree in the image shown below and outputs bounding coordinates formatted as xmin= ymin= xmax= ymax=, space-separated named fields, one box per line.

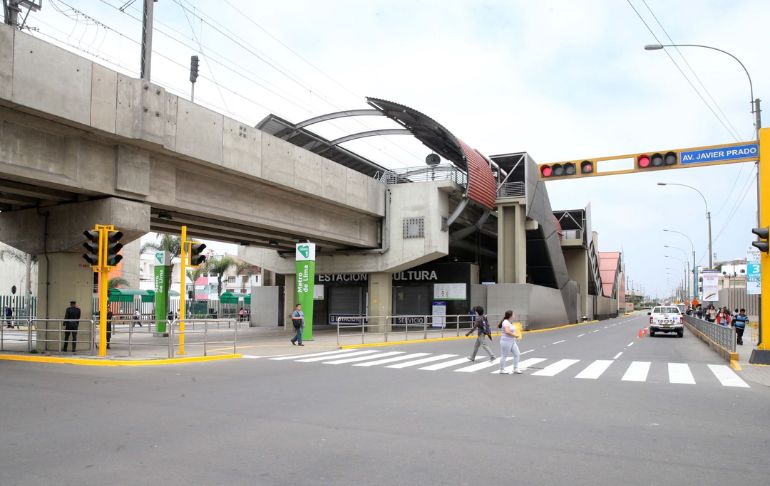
xmin=204 ymin=255 xmax=237 ymax=297
xmin=0 ymin=246 xmax=37 ymax=298
xmin=140 ymin=233 xmax=182 ymax=275
xmin=185 ymin=266 xmax=206 ymax=297
xmin=108 ymin=277 xmax=130 ymax=289
xmin=234 ymin=260 xmax=260 ymax=291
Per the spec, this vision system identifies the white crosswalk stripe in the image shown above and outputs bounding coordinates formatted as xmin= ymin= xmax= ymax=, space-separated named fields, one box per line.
xmin=353 ymin=353 xmax=430 ymax=367
xmin=708 ymin=365 xmax=750 ymax=388
xmin=324 ymin=351 xmax=404 ymax=365
xmin=270 ymin=349 xmax=356 ymax=361
xmin=622 ymin=361 xmax=651 ymax=382
xmin=454 ymin=357 xmax=501 ymax=373
xmin=575 ymin=360 xmax=614 ymax=380
xmin=420 ymin=357 xmax=472 ymax=371
xmin=262 ymin=349 xmax=751 ymax=388
xmin=668 ymin=363 xmax=696 ymax=384
xmin=386 ymin=354 xmax=457 ymax=369
xmin=296 ymin=350 xmax=378 ymax=363
xmin=532 ymin=359 xmax=580 ymax=377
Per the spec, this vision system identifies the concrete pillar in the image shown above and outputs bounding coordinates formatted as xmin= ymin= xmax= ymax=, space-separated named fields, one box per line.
xmin=497 ymin=202 xmax=527 ymax=283
xmin=368 ymin=272 xmax=392 ymax=333
xmin=283 ymin=274 xmax=295 ymax=331
xmin=36 ymin=253 xmax=95 ymax=352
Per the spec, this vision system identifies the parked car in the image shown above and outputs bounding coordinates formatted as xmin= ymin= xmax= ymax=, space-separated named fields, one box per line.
xmin=648 ymin=305 xmax=684 ymax=337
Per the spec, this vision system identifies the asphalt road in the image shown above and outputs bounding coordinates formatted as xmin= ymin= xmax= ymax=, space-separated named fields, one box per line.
xmin=2 ymin=313 xmax=768 ymax=486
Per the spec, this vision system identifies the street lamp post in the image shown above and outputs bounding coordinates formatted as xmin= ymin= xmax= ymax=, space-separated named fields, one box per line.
xmin=665 ymin=246 xmax=691 ymax=302
xmin=665 ymin=254 xmax=689 ymax=302
xmin=663 ymin=229 xmax=698 ymax=300
xmin=658 ymin=183 xmax=712 ymax=269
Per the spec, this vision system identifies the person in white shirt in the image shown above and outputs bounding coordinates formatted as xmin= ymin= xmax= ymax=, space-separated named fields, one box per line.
xmin=498 ymin=310 xmax=522 ymax=374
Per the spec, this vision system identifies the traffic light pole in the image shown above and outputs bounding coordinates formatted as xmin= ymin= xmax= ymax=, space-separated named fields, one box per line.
xmin=179 ymin=225 xmax=187 ymax=355
xmin=98 ymin=226 xmax=108 ymax=357
xmin=750 ymin=127 xmax=770 ymax=364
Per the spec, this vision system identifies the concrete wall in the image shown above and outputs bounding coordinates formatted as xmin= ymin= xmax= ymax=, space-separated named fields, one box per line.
xmin=596 ymin=296 xmax=618 ymax=319
xmin=249 ymin=286 xmax=280 ymax=327
xmin=239 ymin=181 xmax=453 ymax=274
xmin=486 ymin=283 xmax=571 ymax=329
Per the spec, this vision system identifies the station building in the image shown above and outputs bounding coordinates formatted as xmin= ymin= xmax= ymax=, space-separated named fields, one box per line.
xmin=241 ymin=98 xmax=624 ymax=330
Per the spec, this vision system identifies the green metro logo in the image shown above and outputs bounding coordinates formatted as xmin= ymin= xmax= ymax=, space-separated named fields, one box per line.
xmin=297 ymin=244 xmax=310 ymax=259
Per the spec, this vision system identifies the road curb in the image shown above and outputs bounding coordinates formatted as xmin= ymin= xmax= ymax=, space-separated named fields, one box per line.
xmin=0 ymin=353 xmax=242 ymax=366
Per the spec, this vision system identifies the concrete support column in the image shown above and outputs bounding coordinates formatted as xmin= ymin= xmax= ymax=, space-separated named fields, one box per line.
xmin=36 ymin=253 xmax=94 ymax=352
xmin=368 ymin=272 xmax=392 ymax=333
xmin=497 ymin=202 xmax=527 ymax=283
xmin=283 ymin=274 xmax=295 ymax=332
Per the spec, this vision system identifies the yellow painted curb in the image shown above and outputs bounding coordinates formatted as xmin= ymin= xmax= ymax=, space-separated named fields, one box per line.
xmin=730 ymin=360 xmax=742 ymax=371
xmin=0 ymin=354 xmax=241 ymax=366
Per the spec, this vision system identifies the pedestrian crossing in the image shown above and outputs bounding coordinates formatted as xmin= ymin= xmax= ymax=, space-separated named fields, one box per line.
xmin=262 ymin=349 xmax=751 ymax=388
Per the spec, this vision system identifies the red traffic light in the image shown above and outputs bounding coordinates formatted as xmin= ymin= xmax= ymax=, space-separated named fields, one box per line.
xmin=580 ymin=160 xmax=594 ymax=174
xmin=540 ymin=165 xmax=553 ymax=177
xmin=637 ymin=154 xmax=651 ymax=168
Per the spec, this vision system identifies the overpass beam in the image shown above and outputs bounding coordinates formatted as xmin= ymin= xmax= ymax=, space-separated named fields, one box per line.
xmin=497 ymin=201 xmax=527 ymax=283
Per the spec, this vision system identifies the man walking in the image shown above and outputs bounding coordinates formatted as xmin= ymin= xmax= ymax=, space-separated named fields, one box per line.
xmin=290 ymin=304 xmax=304 ymax=346
xmin=465 ymin=305 xmax=495 ymax=362
xmin=62 ymin=300 xmax=81 ymax=353
xmin=734 ymin=308 xmax=749 ymax=345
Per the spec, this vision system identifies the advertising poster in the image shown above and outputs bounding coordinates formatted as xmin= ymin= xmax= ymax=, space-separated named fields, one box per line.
xmin=701 ymin=270 xmax=720 ymax=302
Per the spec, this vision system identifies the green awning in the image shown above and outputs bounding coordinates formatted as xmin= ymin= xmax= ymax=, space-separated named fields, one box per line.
xmin=219 ymin=292 xmax=249 ymax=304
xmin=108 ymin=289 xmax=149 ymax=303
xmin=141 ymin=290 xmax=155 ymax=303
xmin=244 ymin=295 xmax=251 ymax=305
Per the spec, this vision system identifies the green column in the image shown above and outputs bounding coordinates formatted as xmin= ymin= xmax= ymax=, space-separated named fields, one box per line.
xmin=295 ymin=243 xmax=316 ymax=341
xmin=153 ymin=251 xmax=170 ymax=334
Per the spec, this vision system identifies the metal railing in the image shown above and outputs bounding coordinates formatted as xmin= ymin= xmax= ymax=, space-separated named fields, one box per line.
xmin=379 ymin=165 xmax=468 ymax=187
xmin=336 ymin=314 xmax=507 ymax=345
xmin=497 ymin=181 xmax=525 ymax=198
xmin=683 ymin=315 xmax=736 ymax=352
xmin=0 ymin=317 xmax=243 ymax=358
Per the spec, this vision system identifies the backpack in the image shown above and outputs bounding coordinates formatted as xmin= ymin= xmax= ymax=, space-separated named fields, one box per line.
xmin=481 ymin=316 xmax=491 ymax=336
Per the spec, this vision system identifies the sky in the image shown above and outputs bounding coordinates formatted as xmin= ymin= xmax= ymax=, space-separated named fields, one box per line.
xmin=22 ymin=0 xmax=769 ymax=299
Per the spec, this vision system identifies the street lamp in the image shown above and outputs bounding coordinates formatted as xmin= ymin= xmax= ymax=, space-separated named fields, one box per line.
xmin=663 ymin=228 xmax=697 ymax=299
xmin=658 ymin=182 xmax=712 ymax=269
xmin=665 ymin=254 xmax=688 ymax=301
xmin=644 ymin=44 xmax=760 ymax=133
xmin=665 ymin=245 xmax=691 ymax=301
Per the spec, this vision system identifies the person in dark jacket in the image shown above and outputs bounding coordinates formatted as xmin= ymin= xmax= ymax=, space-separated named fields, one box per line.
xmin=734 ymin=309 xmax=749 ymax=345
xmin=62 ymin=300 xmax=81 ymax=352
xmin=464 ymin=305 xmax=495 ymax=362
xmin=105 ymin=310 xmax=113 ymax=349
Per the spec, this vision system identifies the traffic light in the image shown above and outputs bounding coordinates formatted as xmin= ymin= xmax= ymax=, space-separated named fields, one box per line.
xmin=105 ymin=230 xmax=124 ymax=267
xmin=82 ymin=230 xmax=100 ymax=266
xmin=188 ymin=242 xmax=207 ymax=267
xmin=752 ymin=227 xmax=769 ymax=253
xmin=580 ymin=160 xmax=594 ymax=175
xmin=637 ymin=151 xmax=677 ymax=169
xmin=190 ymin=55 xmax=199 ymax=83
xmin=540 ymin=162 xmax=576 ymax=179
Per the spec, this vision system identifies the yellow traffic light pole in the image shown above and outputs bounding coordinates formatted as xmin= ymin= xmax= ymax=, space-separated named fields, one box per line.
xmin=753 ymin=128 xmax=770 ymax=360
xmin=97 ymin=226 xmax=108 ymax=358
xmin=179 ymin=225 xmax=187 ymax=355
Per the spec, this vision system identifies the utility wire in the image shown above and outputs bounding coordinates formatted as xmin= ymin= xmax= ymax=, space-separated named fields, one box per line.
xmin=625 ymin=0 xmax=741 ymax=143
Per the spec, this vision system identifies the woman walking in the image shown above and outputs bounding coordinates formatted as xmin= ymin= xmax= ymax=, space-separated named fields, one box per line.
xmin=499 ymin=310 xmax=522 ymax=374
xmin=465 ymin=306 xmax=495 ymax=362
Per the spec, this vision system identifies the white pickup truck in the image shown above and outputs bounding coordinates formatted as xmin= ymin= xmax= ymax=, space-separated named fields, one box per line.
xmin=648 ymin=305 xmax=684 ymax=338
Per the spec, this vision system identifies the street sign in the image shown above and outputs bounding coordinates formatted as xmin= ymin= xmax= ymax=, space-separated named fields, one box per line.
xmin=680 ymin=143 xmax=758 ymax=165
xmin=747 ymin=248 xmax=761 ymax=295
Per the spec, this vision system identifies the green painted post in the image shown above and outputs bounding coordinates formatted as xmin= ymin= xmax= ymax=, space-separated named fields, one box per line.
xmin=295 ymin=243 xmax=316 ymax=341
xmin=153 ymin=251 xmax=170 ymax=335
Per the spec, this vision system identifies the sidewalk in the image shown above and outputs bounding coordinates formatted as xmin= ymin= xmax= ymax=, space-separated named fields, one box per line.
xmin=734 ymin=324 xmax=770 ymax=387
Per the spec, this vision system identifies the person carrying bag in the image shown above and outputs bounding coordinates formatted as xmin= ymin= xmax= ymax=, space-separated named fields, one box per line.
xmin=498 ymin=310 xmax=522 ymax=374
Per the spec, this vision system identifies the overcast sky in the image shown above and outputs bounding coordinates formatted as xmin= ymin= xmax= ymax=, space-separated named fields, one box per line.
xmin=27 ymin=0 xmax=768 ymax=299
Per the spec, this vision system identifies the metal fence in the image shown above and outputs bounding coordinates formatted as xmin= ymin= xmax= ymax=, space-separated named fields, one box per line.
xmin=497 ymin=181 xmax=526 ymax=198
xmin=90 ymin=297 xmax=247 ymax=320
xmin=1 ymin=295 xmax=37 ymax=321
xmin=0 ymin=317 xmax=243 ymax=358
xmin=378 ymin=165 xmax=468 ymax=187
xmin=683 ymin=315 xmax=736 ymax=352
xmin=336 ymin=314 xmax=507 ymax=345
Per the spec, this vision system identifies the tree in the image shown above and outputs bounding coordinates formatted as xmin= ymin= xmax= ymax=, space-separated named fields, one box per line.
xmin=234 ymin=260 xmax=260 ymax=290
xmin=204 ymin=255 xmax=237 ymax=297
xmin=140 ymin=233 xmax=181 ymax=275
xmin=0 ymin=246 xmax=37 ymax=297
xmin=185 ymin=266 xmax=206 ymax=298
xmin=108 ymin=277 xmax=130 ymax=289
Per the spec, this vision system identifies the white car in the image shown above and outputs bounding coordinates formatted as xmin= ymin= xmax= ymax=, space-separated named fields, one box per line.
xmin=648 ymin=305 xmax=684 ymax=337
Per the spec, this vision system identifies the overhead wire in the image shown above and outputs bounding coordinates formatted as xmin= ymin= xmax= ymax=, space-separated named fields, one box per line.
xmin=625 ymin=0 xmax=741 ymax=143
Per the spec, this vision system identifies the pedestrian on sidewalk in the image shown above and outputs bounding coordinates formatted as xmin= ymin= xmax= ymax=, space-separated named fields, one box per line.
xmin=465 ymin=305 xmax=495 ymax=362
xmin=498 ymin=310 xmax=522 ymax=374
xmin=61 ymin=300 xmax=81 ymax=353
xmin=105 ymin=310 xmax=113 ymax=350
xmin=290 ymin=304 xmax=304 ymax=346
xmin=132 ymin=309 xmax=142 ymax=328
xmin=4 ymin=306 xmax=12 ymax=328
xmin=734 ymin=308 xmax=749 ymax=345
